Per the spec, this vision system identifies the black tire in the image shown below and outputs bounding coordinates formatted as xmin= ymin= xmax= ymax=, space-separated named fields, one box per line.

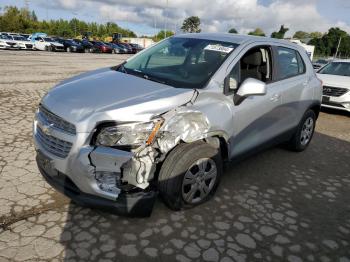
xmin=158 ymin=141 xmax=222 ymax=210
xmin=287 ymin=109 xmax=316 ymax=152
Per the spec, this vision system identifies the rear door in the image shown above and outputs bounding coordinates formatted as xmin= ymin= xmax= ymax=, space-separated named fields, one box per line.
xmin=272 ymin=46 xmax=310 ymax=131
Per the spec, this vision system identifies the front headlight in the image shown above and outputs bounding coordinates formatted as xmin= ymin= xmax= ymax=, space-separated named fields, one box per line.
xmin=95 ymin=120 xmax=163 ymax=147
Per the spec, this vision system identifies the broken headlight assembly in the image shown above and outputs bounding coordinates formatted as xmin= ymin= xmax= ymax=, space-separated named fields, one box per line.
xmin=95 ymin=120 xmax=163 ymax=148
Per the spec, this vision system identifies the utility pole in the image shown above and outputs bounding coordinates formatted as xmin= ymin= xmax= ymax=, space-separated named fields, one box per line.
xmin=164 ymin=0 xmax=169 ymax=38
xmin=72 ymin=12 xmax=78 ymax=37
xmin=334 ymin=37 xmax=342 ymax=58
xmin=24 ymin=0 xmax=29 ymax=10
xmin=45 ymin=0 xmax=48 ymax=21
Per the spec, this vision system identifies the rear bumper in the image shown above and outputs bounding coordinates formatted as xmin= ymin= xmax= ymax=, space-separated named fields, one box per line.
xmin=37 ymin=154 xmax=157 ymax=217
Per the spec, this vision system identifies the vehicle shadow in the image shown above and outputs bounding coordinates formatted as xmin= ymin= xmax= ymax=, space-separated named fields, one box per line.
xmin=321 ymin=107 xmax=350 ymax=117
xmin=58 ymin=132 xmax=350 ymax=261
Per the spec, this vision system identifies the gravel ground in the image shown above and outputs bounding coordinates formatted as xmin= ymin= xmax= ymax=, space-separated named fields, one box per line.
xmin=0 ymin=50 xmax=349 ymax=262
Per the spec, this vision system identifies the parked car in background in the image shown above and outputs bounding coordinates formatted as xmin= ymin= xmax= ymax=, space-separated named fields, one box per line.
xmin=6 ymin=34 xmax=33 ymax=50
xmin=115 ymin=42 xmax=133 ymax=53
xmin=20 ymin=34 xmax=30 ymax=40
xmin=73 ymin=39 xmax=94 ymax=53
xmin=34 ymin=33 xmax=322 ymax=217
xmin=317 ymin=59 xmax=350 ymax=112
xmin=104 ymin=42 xmax=127 ymax=54
xmin=313 ymin=59 xmax=330 ymax=70
xmin=90 ymin=41 xmax=113 ymax=53
xmin=129 ymin=43 xmax=144 ymax=53
xmin=0 ymin=34 xmax=18 ymax=49
xmin=54 ymin=38 xmax=84 ymax=53
xmin=32 ymin=36 xmax=65 ymax=51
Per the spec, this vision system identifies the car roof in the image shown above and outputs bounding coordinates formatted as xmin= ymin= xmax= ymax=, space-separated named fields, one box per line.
xmin=173 ymin=33 xmax=298 ymax=47
xmin=332 ymin=59 xmax=350 ymax=63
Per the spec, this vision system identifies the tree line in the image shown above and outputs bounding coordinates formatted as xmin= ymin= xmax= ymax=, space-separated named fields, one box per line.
xmin=0 ymin=6 xmax=136 ymax=38
xmin=183 ymin=16 xmax=349 ymax=58
xmin=1 ymin=6 xmax=349 ymax=58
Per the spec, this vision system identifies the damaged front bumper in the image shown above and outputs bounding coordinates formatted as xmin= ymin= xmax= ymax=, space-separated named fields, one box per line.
xmin=34 ymin=127 xmax=158 ymax=216
xmin=37 ymin=152 xmax=157 ymax=217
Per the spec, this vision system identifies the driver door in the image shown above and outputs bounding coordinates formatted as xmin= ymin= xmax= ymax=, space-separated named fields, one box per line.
xmin=227 ymin=45 xmax=284 ymax=159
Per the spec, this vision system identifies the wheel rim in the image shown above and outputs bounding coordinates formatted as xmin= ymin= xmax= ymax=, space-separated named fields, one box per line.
xmin=300 ymin=117 xmax=314 ymax=146
xmin=182 ymin=158 xmax=217 ymax=204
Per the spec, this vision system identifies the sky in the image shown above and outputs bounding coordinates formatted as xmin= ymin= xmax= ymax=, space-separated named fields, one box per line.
xmin=1 ymin=0 xmax=350 ymax=37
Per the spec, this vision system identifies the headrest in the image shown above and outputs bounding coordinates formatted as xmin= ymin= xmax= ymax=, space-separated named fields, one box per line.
xmin=204 ymin=50 xmax=222 ymax=64
xmin=243 ymin=51 xmax=262 ymax=66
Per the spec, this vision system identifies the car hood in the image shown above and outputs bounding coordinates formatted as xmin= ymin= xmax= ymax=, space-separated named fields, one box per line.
xmin=317 ymin=73 xmax=350 ymax=89
xmin=42 ymin=68 xmax=195 ymax=131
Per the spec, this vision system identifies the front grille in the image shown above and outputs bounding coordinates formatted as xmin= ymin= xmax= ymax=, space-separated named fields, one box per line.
xmin=36 ymin=126 xmax=72 ymax=158
xmin=38 ymin=106 xmax=76 ymax=135
xmin=6 ymin=42 xmax=15 ymax=46
xmin=323 ymin=86 xmax=349 ymax=97
xmin=25 ymin=44 xmax=33 ymax=48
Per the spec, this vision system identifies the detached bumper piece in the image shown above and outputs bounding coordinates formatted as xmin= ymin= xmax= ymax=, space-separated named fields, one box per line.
xmin=37 ymin=157 xmax=157 ymax=217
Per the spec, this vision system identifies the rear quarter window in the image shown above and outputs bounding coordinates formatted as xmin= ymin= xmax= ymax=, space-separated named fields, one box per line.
xmin=275 ymin=47 xmax=306 ymax=80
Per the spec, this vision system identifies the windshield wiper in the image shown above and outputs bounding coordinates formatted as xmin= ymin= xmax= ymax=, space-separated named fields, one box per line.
xmin=118 ymin=64 xmax=128 ymax=74
xmin=126 ymin=68 xmax=167 ymax=85
xmin=142 ymin=74 xmax=166 ymax=84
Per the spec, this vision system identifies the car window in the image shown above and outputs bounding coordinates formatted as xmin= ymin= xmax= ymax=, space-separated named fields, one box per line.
xmin=276 ymin=47 xmax=305 ymax=80
xmin=123 ymin=37 xmax=238 ymax=89
xmin=318 ymin=62 xmax=350 ymax=77
xmin=227 ymin=46 xmax=272 ymax=92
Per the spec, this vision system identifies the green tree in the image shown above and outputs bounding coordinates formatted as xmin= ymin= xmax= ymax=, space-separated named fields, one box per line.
xmin=0 ymin=5 xmax=136 ymax=39
xmin=153 ymin=30 xmax=174 ymax=41
xmin=293 ymin=31 xmax=310 ymax=39
xmin=309 ymin=32 xmax=322 ymax=39
xmin=181 ymin=16 xmax=201 ymax=33
xmin=248 ymin=28 xmax=265 ymax=36
xmin=271 ymin=25 xmax=289 ymax=39
xmin=309 ymin=27 xmax=349 ymax=57
xmin=228 ymin=28 xmax=238 ymax=34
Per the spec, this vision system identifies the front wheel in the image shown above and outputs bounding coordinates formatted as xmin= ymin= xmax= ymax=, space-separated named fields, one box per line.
xmin=287 ymin=109 xmax=316 ymax=152
xmin=158 ymin=141 xmax=222 ymax=210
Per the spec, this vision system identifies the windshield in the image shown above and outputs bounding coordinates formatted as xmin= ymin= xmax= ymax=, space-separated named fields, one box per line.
xmin=13 ymin=36 xmax=26 ymax=41
xmin=122 ymin=37 xmax=238 ymax=89
xmin=66 ymin=40 xmax=76 ymax=45
xmin=318 ymin=62 xmax=350 ymax=77
xmin=0 ymin=35 xmax=11 ymax=40
xmin=44 ymin=37 xmax=54 ymax=42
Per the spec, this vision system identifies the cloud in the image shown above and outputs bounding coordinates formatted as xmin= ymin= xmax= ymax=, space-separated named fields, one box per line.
xmin=48 ymin=0 xmax=350 ymax=36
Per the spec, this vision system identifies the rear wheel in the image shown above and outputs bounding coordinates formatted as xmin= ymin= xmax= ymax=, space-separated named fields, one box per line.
xmin=287 ymin=109 xmax=316 ymax=152
xmin=158 ymin=141 xmax=222 ymax=210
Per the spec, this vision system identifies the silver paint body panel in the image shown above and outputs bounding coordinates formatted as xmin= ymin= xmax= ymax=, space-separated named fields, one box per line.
xmin=33 ymin=33 xmax=322 ymax=200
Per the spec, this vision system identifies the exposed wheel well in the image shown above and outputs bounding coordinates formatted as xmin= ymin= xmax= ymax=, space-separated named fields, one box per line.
xmin=310 ymin=104 xmax=321 ymax=119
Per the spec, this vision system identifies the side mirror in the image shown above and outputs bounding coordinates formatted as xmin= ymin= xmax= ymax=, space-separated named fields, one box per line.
xmin=234 ymin=78 xmax=267 ymax=105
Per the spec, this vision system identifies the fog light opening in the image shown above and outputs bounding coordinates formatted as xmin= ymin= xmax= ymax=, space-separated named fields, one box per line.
xmin=95 ymin=171 xmax=121 ymax=195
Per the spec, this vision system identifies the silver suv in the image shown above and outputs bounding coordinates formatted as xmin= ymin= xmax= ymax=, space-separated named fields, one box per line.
xmin=34 ymin=33 xmax=322 ymax=216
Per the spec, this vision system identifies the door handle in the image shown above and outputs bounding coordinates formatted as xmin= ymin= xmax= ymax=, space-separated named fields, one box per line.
xmin=270 ymin=93 xmax=281 ymax=102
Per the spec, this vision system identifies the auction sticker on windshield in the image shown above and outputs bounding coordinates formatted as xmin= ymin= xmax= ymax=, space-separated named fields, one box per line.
xmin=204 ymin=44 xmax=234 ymax=53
